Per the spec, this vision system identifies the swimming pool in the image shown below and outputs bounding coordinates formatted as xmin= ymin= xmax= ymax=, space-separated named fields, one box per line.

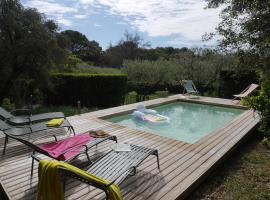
xmin=107 ymin=101 xmax=244 ymax=143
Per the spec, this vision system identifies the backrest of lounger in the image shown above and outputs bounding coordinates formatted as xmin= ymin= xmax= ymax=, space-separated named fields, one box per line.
xmin=0 ymin=107 xmax=13 ymax=120
xmin=4 ymin=132 xmax=51 ymax=156
xmin=183 ymin=80 xmax=196 ymax=92
xmin=242 ymin=84 xmax=259 ymax=96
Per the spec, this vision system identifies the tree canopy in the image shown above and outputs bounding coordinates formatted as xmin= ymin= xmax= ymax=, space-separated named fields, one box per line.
xmin=0 ymin=0 xmax=67 ymax=105
xmin=206 ymin=0 xmax=270 ymax=71
xmin=61 ymin=30 xmax=102 ymax=65
xmin=206 ymin=0 xmax=270 ymax=140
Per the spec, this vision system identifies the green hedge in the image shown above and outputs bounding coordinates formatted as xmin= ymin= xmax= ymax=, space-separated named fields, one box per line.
xmin=45 ymin=73 xmax=127 ymax=107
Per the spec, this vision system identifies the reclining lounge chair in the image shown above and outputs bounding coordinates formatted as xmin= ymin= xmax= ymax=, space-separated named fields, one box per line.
xmin=4 ymin=131 xmax=117 ymax=176
xmin=37 ymin=144 xmax=159 ymax=200
xmin=0 ymin=119 xmax=75 ymax=154
xmin=0 ymin=106 xmax=65 ymax=126
xmin=233 ymin=83 xmax=259 ymax=102
xmin=181 ymin=80 xmax=199 ymax=96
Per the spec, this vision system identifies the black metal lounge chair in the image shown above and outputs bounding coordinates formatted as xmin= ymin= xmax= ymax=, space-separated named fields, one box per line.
xmin=55 ymin=144 xmax=159 ymax=199
xmin=0 ymin=119 xmax=75 ymax=155
xmin=0 ymin=106 xmax=65 ymax=125
xmin=5 ymin=132 xmax=117 ymax=176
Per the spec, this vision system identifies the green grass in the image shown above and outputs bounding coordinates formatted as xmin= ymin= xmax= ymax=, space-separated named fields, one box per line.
xmin=187 ymin=134 xmax=270 ymax=200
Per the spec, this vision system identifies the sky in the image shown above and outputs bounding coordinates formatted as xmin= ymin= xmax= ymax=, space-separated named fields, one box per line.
xmin=21 ymin=0 xmax=222 ymax=50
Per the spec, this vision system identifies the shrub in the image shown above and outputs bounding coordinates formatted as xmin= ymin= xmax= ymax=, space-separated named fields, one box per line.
xmin=45 ymin=73 xmax=127 ymax=108
xmin=244 ymin=70 xmax=270 ymax=141
xmin=1 ymin=98 xmax=15 ymax=111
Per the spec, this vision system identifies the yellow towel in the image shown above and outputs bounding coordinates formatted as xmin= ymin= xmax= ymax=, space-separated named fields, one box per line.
xmin=36 ymin=160 xmax=123 ymax=200
xmin=46 ymin=118 xmax=64 ymax=127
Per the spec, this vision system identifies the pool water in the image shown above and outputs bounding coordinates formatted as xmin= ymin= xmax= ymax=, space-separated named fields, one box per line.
xmin=107 ymin=101 xmax=244 ymax=143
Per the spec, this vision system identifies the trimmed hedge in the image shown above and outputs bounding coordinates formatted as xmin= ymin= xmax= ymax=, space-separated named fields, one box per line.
xmin=45 ymin=73 xmax=127 ymax=107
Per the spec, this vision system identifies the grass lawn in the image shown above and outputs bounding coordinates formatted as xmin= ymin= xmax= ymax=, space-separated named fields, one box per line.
xmin=187 ymin=133 xmax=270 ymax=200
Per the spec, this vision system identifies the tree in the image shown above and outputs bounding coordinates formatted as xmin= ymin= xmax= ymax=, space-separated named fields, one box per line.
xmin=206 ymin=0 xmax=270 ymax=141
xmin=61 ymin=30 xmax=102 ymax=65
xmin=103 ymin=31 xmax=150 ymax=67
xmin=0 ymin=0 xmax=67 ymax=105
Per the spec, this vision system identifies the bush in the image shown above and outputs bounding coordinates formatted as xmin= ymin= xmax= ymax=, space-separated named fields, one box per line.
xmin=45 ymin=73 xmax=127 ymax=108
xmin=219 ymin=70 xmax=258 ymax=98
xmin=1 ymin=98 xmax=15 ymax=111
xmin=244 ymin=70 xmax=270 ymax=140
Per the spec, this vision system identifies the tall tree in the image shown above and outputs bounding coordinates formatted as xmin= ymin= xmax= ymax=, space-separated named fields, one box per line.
xmin=104 ymin=31 xmax=150 ymax=67
xmin=206 ymin=0 xmax=270 ymax=140
xmin=61 ymin=30 xmax=102 ymax=65
xmin=0 ymin=0 xmax=67 ymax=105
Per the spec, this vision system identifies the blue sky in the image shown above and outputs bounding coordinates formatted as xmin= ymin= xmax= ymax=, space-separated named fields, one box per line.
xmin=21 ymin=0 xmax=222 ymax=50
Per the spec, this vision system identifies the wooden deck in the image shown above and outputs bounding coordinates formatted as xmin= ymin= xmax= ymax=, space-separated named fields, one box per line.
xmin=0 ymin=95 xmax=260 ymax=200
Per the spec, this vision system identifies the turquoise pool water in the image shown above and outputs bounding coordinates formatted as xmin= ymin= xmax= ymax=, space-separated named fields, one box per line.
xmin=107 ymin=101 xmax=244 ymax=144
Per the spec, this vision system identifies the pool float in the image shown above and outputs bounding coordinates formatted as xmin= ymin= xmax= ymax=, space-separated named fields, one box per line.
xmin=132 ymin=105 xmax=170 ymax=124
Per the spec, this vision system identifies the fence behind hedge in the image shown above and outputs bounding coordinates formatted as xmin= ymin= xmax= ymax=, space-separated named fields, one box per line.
xmin=45 ymin=73 xmax=127 ymax=108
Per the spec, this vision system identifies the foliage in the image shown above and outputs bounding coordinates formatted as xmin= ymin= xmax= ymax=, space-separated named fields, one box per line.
xmin=244 ymin=70 xmax=270 ymax=139
xmin=61 ymin=30 xmax=102 ymax=65
xmin=206 ymin=0 xmax=270 ymax=140
xmin=1 ymin=98 xmax=15 ymax=111
xmin=103 ymin=31 xmax=150 ymax=67
xmin=32 ymin=105 xmax=98 ymax=117
xmin=124 ymin=90 xmax=170 ymax=105
xmin=46 ymin=73 xmax=127 ymax=108
xmin=123 ymin=48 xmax=234 ymax=96
xmin=0 ymin=0 xmax=67 ymax=106
xmin=75 ymin=65 xmax=123 ymax=74
xmin=219 ymin=70 xmax=258 ymax=98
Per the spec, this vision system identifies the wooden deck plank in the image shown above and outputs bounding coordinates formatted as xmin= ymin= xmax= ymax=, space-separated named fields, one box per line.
xmin=0 ymin=95 xmax=259 ymax=200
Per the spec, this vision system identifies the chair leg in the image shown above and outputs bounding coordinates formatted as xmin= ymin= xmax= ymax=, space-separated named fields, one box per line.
xmin=113 ymin=136 xmax=118 ymax=143
xmin=31 ymin=151 xmax=35 ymax=177
xmin=31 ymin=157 xmax=34 ymax=177
xmin=154 ymin=150 xmax=160 ymax=170
xmin=63 ymin=176 xmax=66 ymax=194
xmin=70 ymin=126 xmax=75 ymax=136
xmin=86 ymin=152 xmax=91 ymax=162
xmin=2 ymin=135 xmax=8 ymax=155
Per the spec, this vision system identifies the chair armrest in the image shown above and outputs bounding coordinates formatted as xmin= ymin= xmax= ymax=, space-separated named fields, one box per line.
xmin=10 ymin=109 xmax=31 ymax=116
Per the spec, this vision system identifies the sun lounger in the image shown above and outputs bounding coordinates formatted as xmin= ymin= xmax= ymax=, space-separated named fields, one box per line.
xmin=37 ymin=144 xmax=159 ymax=200
xmin=181 ymin=80 xmax=199 ymax=96
xmin=5 ymin=131 xmax=117 ymax=176
xmin=0 ymin=119 xmax=75 ymax=155
xmin=0 ymin=106 xmax=65 ymax=125
xmin=233 ymin=83 xmax=259 ymax=102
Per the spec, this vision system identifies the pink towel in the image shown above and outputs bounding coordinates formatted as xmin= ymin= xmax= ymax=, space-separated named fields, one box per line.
xmin=39 ymin=133 xmax=93 ymax=161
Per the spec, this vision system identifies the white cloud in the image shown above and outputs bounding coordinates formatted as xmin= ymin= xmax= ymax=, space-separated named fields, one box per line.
xmin=24 ymin=0 xmax=77 ymax=26
xmin=94 ymin=23 xmax=101 ymax=27
xmin=57 ymin=18 xmax=73 ymax=26
xmin=74 ymin=14 xmax=88 ymax=19
xmin=23 ymin=0 xmax=222 ymax=45
xmin=78 ymin=0 xmax=221 ymax=42
xmin=25 ymin=0 xmax=77 ymax=15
